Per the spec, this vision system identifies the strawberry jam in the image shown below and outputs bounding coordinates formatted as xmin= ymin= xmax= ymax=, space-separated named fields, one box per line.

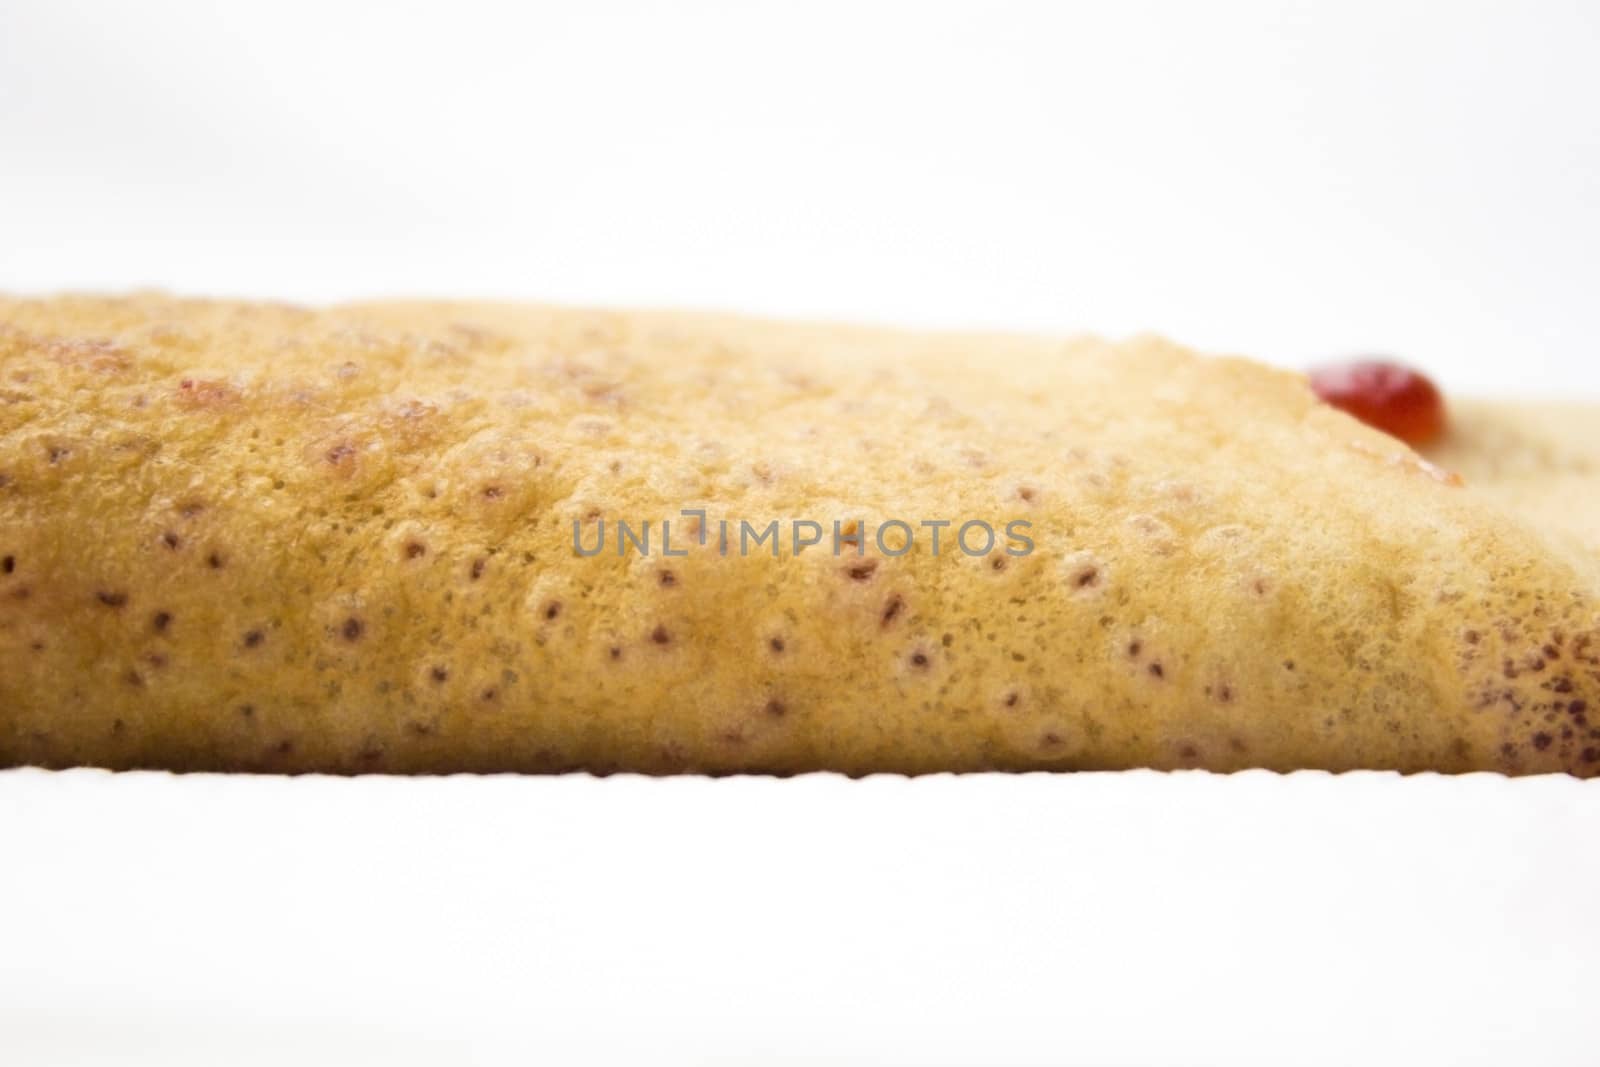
xmin=1309 ymin=359 xmax=1445 ymax=446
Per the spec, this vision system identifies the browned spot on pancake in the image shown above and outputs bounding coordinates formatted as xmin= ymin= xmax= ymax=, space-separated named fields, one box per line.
xmin=881 ymin=594 xmax=905 ymax=627
xmin=152 ymin=610 xmax=172 ymax=632
xmin=769 ymin=636 xmax=785 ymax=653
xmin=176 ymin=377 xmax=235 ymax=406
xmin=341 ymin=617 xmax=364 ymax=642
xmin=764 ymin=699 xmax=787 ymax=718
xmin=430 ymin=666 xmax=449 ymax=683
xmin=651 ymin=624 xmax=672 ymax=646
xmin=659 ymin=570 xmax=677 ymax=587
xmin=1148 ymin=662 xmax=1165 ymax=679
xmin=242 ymin=629 xmax=264 ymax=649
xmin=846 ymin=560 xmax=878 ymax=581
xmin=543 ymin=601 xmax=562 ymax=621
xmin=404 ymin=541 xmax=427 ymax=559
xmin=96 ymin=591 xmax=128 ymax=608
xmin=161 ymin=532 xmax=180 ymax=550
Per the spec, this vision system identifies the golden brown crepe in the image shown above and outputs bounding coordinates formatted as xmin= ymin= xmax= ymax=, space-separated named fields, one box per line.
xmin=2 ymin=294 xmax=1598 ymax=776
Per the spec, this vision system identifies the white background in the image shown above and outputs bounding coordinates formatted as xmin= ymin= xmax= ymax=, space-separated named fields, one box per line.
xmin=3 ymin=2 xmax=1600 ymax=1064
xmin=3 ymin=0 xmax=1598 ymax=390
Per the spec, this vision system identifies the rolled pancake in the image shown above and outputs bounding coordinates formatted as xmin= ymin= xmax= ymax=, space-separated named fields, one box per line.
xmin=2 ymin=294 xmax=1598 ymax=776
xmin=1424 ymin=400 xmax=1600 ymax=558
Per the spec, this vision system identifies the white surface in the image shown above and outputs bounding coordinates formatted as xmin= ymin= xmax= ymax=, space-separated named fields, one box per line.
xmin=4 ymin=769 xmax=1598 ymax=1066
xmin=4 ymin=3 xmax=1600 ymax=1064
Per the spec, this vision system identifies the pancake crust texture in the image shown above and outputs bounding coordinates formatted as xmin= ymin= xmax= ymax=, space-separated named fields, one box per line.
xmin=3 ymin=294 xmax=1599 ymax=776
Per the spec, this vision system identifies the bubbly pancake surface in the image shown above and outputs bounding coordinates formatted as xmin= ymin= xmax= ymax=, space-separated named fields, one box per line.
xmin=3 ymin=294 xmax=1599 ymax=775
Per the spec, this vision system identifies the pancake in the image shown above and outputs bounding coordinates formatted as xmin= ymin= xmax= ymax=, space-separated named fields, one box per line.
xmin=1424 ymin=399 xmax=1600 ymax=558
xmin=3 ymin=294 xmax=1598 ymax=775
